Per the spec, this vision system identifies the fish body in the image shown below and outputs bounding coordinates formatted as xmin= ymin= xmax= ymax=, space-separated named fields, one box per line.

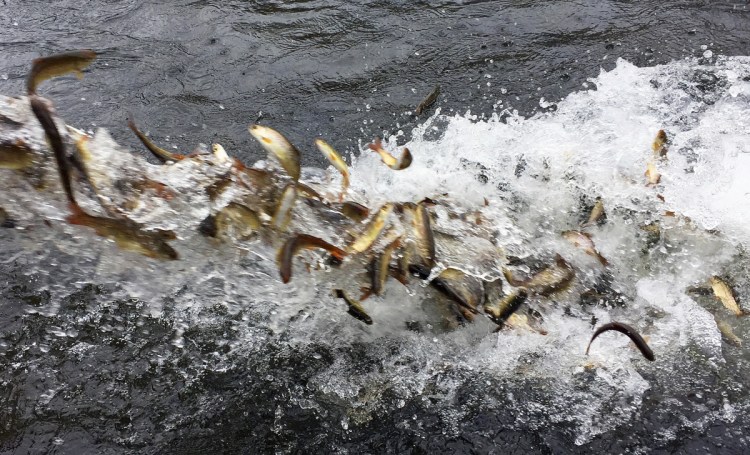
xmin=652 ymin=129 xmax=668 ymax=158
xmin=645 ymin=161 xmax=660 ymax=186
xmin=347 ymin=203 xmax=393 ymax=254
xmin=368 ymin=138 xmax=412 ymax=170
xmin=0 ymin=139 xmax=34 ymax=169
xmin=248 ymin=125 xmax=301 ymax=181
xmin=415 ymin=85 xmax=440 ymax=115
xmin=27 ymin=50 xmax=96 ymax=94
xmin=370 ymin=236 xmax=401 ymax=296
xmin=277 ymin=234 xmax=346 ymax=283
xmin=315 ymin=138 xmax=350 ymax=199
xmin=580 ymin=197 xmax=605 ymax=228
xmin=272 ymin=183 xmax=297 ymax=231
xmin=430 ymin=268 xmax=484 ymax=315
xmin=334 ymin=289 xmax=373 ymax=325
xmin=562 ymin=230 xmax=608 ymax=266
xmin=339 ymin=201 xmax=370 ymax=222
xmin=128 ymin=118 xmax=185 ymax=163
xmin=215 ymin=202 xmax=261 ymax=240
xmin=484 ymin=289 xmax=528 ymax=325
xmin=585 ymin=321 xmax=655 ymax=361
xmin=710 ymin=276 xmax=744 ymax=316
xmin=504 ymin=254 xmax=575 ymax=296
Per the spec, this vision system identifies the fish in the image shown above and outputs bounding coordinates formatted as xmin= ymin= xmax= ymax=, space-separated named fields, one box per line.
xmin=27 ymin=50 xmax=97 ymax=95
xmin=504 ymin=312 xmax=547 ymax=335
xmin=430 ymin=267 xmax=484 ymax=316
xmin=0 ymin=207 xmax=11 ymax=228
xmin=368 ymin=138 xmax=412 ymax=170
xmin=370 ymin=236 xmax=402 ymax=296
xmin=30 ymin=95 xmax=179 ymax=260
xmin=562 ymin=230 xmax=609 ymax=266
xmin=580 ymin=197 xmax=605 ymax=228
xmin=347 ymin=203 xmax=393 ymax=254
xmin=504 ymin=254 xmax=575 ymax=296
xmin=714 ymin=316 xmax=742 ymax=347
xmin=0 ymin=139 xmax=34 ymax=169
xmin=709 ymin=276 xmax=744 ymax=316
xmin=66 ymin=203 xmax=179 ymax=259
xmin=277 ymin=234 xmax=347 ymax=284
xmin=400 ymin=202 xmax=435 ymax=268
xmin=127 ymin=117 xmax=186 ymax=163
xmin=645 ymin=161 xmax=660 ymax=186
xmin=211 ymin=143 xmax=230 ymax=164
xmin=585 ymin=321 xmax=655 ymax=361
xmin=484 ymin=289 xmax=528 ymax=326
xmin=339 ymin=201 xmax=370 ymax=222
xmin=314 ymin=138 xmax=350 ymax=200
xmin=248 ymin=124 xmax=301 ymax=181
xmin=333 ymin=289 xmax=373 ymax=325
xmin=415 ymin=85 xmax=440 ymax=116
xmin=271 ymin=183 xmax=297 ymax=231
xmin=652 ymin=129 xmax=668 ymax=158
xmin=214 ymin=202 xmax=261 ymax=240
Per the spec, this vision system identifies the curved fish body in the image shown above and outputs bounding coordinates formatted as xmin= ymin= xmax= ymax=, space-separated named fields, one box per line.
xmin=562 ymin=230 xmax=608 ymax=266
xmin=368 ymin=138 xmax=412 ymax=170
xmin=580 ymin=197 xmax=605 ymax=228
xmin=504 ymin=254 xmax=576 ymax=296
xmin=248 ymin=124 xmax=301 ymax=181
xmin=347 ymin=203 xmax=394 ymax=254
xmin=585 ymin=321 xmax=655 ymax=361
xmin=27 ymin=50 xmax=96 ymax=94
xmin=710 ymin=276 xmax=744 ymax=316
xmin=315 ymin=138 xmax=350 ymax=199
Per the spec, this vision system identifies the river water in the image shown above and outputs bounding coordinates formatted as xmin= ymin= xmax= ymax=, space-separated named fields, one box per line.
xmin=2 ymin=1 xmax=750 ymax=454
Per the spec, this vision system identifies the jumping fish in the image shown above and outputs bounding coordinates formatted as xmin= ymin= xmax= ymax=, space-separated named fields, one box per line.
xmin=415 ymin=85 xmax=440 ymax=116
xmin=30 ymin=95 xmax=179 ymax=260
xmin=400 ymin=202 xmax=435 ymax=268
xmin=580 ymin=197 xmax=605 ymax=228
xmin=214 ymin=202 xmax=261 ymax=240
xmin=248 ymin=124 xmax=301 ymax=181
xmin=27 ymin=50 xmax=96 ymax=95
xmin=710 ymin=276 xmax=744 ymax=316
xmin=271 ymin=183 xmax=297 ymax=231
xmin=652 ymin=129 xmax=668 ymax=158
xmin=562 ymin=230 xmax=609 ymax=266
xmin=645 ymin=161 xmax=660 ymax=186
xmin=347 ymin=203 xmax=393 ymax=254
xmin=368 ymin=138 xmax=412 ymax=171
xmin=484 ymin=289 xmax=528 ymax=326
xmin=370 ymin=236 xmax=402 ymax=296
xmin=277 ymin=234 xmax=346 ymax=283
xmin=127 ymin=117 xmax=185 ymax=163
xmin=585 ymin=321 xmax=655 ymax=361
xmin=504 ymin=254 xmax=575 ymax=296
xmin=430 ymin=267 xmax=484 ymax=316
xmin=314 ymin=138 xmax=350 ymax=200
xmin=339 ymin=201 xmax=370 ymax=222
xmin=211 ymin=143 xmax=230 ymax=164
xmin=0 ymin=139 xmax=34 ymax=169
xmin=334 ymin=289 xmax=373 ymax=325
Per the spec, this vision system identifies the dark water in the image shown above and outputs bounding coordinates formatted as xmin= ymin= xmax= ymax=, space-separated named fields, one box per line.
xmin=2 ymin=1 xmax=750 ymax=454
xmin=1 ymin=1 xmax=749 ymax=166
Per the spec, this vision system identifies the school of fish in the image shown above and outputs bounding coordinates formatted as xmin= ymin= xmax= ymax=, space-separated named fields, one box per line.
xmin=1 ymin=51 xmax=747 ymax=362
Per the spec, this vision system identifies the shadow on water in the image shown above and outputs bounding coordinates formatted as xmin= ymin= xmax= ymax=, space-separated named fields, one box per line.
xmin=2 ymin=1 xmax=750 ymax=453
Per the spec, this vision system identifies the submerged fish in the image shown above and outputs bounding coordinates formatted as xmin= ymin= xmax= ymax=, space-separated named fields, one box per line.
xmin=334 ymin=289 xmax=373 ymax=325
xmin=368 ymin=138 xmax=412 ymax=170
xmin=714 ymin=316 xmax=742 ymax=347
xmin=277 ymin=234 xmax=346 ymax=283
xmin=339 ymin=201 xmax=370 ymax=222
xmin=27 ymin=50 xmax=97 ymax=94
xmin=562 ymin=230 xmax=608 ymax=266
xmin=504 ymin=254 xmax=575 ymax=296
xmin=645 ymin=161 xmax=660 ymax=186
xmin=214 ymin=202 xmax=261 ymax=240
xmin=430 ymin=267 xmax=484 ymax=316
xmin=315 ymin=138 xmax=350 ymax=200
xmin=347 ymin=203 xmax=393 ymax=254
xmin=0 ymin=139 xmax=34 ymax=169
xmin=710 ymin=276 xmax=744 ymax=316
xmin=128 ymin=117 xmax=185 ymax=163
xmin=415 ymin=85 xmax=440 ymax=116
xmin=580 ymin=197 xmax=605 ymax=228
xmin=248 ymin=124 xmax=301 ymax=181
xmin=585 ymin=321 xmax=655 ymax=361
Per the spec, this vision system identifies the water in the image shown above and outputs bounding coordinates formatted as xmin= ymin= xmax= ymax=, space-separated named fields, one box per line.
xmin=2 ymin=2 xmax=750 ymax=454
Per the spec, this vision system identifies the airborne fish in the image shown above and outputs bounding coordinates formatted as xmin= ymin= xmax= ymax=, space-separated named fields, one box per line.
xmin=368 ymin=138 xmax=412 ymax=170
xmin=248 ymin=124 xmax=301 ymax=181
xmin=370 ymin=236 xmax=402 ymax=296
xmin=271 ymin=183 xmax=297 ymax=231
xmin=277 ymin=234 xmax=346 ymax=283
xmin=128 ymin=117 xmax=186 ymax=163
xmin=652 ymin=129 xmax=668 ymax=158
xmin=315 ymin=138 xmax=350 ymax=200
xmin=334 ymin=289 xmax=373 ymax=325
xmin=580 ymin=197 xmax=605 ymax=228
xmin=585 ymin=321 xmax=655 ymax=361
xmin=504 ymin=254 xmax=575 ymax=296
xmin=484 ymin=289 xmax=528 ymax=326
xmin=347 ymin=203 xmax=393 ymax=254
xmin=562 ymin=230 xmax=609 ymax=266
xmin=710 ymin=276 xmax=744 ymax=316
xmin=27 ymin=50 xmax=96 ymax=94
xmin=415 ymin=85 xmax=440 ymax=116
